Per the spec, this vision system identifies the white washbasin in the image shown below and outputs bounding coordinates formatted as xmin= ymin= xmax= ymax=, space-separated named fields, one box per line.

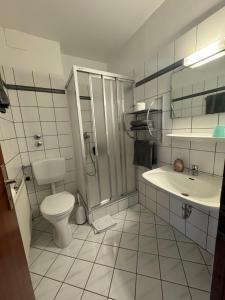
xmin=142 ymin=166 xmax=222 ymax=208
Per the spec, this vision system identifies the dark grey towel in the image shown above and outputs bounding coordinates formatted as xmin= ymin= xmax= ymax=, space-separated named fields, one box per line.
xmin=205 ymin=92 xmax=225 ymax=114
xmin=133 ymin=140 xmax=157 ymax=169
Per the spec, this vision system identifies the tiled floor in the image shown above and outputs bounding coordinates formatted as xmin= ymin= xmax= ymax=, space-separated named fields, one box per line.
xmin=30 ymin=204 xmax=213 ymax=300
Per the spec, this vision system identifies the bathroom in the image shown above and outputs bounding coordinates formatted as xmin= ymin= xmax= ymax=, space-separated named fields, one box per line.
xmin=0 ymin=0 xmax=225 ymax=299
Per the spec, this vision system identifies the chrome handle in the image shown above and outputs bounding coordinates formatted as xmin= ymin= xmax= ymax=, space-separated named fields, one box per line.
xmin=34 ymin=134 xmax=41 ymax=139
xmin=35 ymin=141 xmax=43 ymax=147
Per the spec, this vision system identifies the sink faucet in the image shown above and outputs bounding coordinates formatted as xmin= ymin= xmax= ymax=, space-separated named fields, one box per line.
xmin=191 ymin=164 xmax=199 ymax=176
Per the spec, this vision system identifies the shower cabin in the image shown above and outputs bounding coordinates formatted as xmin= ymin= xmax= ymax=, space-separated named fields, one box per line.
xmin=66 ymin=66 xmax=136 ymax=213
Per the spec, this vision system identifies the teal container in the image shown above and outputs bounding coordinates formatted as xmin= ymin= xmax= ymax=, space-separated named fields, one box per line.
xmin=213 ymin=124 xmax=225 ymax=137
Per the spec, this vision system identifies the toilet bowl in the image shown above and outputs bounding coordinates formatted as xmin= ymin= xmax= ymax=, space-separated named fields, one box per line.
xmin=32 ymin=158 xmax=75 ymax=248
xmin=40 ymin=191 xmax=75 ymax=248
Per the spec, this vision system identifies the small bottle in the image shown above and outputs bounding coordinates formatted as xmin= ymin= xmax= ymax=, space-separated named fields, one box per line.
xmin=173 ymin=159 xmax=184 ymax=172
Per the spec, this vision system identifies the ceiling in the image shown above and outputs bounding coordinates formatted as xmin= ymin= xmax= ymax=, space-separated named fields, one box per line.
xmin=0 ymin=0 xmax=165 ymax=62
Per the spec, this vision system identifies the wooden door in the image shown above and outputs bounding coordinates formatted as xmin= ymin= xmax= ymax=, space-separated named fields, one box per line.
xmin=0 ymin=147 xmax=35 ymax=300
xmin=211 ymin=163 xmax=225 ymax=300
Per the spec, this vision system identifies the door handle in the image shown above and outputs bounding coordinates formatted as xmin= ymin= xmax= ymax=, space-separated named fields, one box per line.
xmin=4 ymin=179 xmax=16 ymax=185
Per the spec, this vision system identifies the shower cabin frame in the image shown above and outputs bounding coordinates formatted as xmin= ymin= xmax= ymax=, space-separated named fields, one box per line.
xmin=66 ymin=65 xmax=136 ymax=213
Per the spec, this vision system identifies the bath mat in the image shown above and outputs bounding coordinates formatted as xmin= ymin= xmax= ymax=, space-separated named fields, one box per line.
xmin=92 ymin=214 xmax=117 ymax=233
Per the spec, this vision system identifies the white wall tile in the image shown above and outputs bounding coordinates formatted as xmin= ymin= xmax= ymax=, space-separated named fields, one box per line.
xmin=43 ymin=135 xmax=59 ymax=150
xmin=53 ymin=94 xmax=68 ymax=107
xmin=8 ymin=90 xmax=19 ymax=106
xmin=170 ymin=212 xmax=185 ymax=234
xmin=33 ymin=72 xmax=51 ymax=88
xmin=21 ymin=107 xmax=39 ymax=122
xmin=157 ymin=204 xmax=169 ymax=223
xmin=39 ymin=108 xmax=55 ymax=121
xmin=187 ymin=208 xmax=208 ymax=232
xmin=41 ymin=122 xmax=57 ymax=135
xmin=157 ymin=190 xmax=169 ymax=209
xmin=18 ymin=91 xmax=37 ymax=107
xmin=208 ymin=217 xmax=218 ymax=238
xmin=214 ymin=152 xmax=225 ymax=176
xmin=158 ymin=42 xmax=174 ymax=70
xmin=24 ymin=122 xmax=41 ymax=137
xmin=186 ymin=222 xmax=206 ymax=248
xmin=206 ymin=235 xmax=216 ymax=254
xmin=175 ymin=28 xmax=197 ymax=61
xmin=196 ymin=6 xmax=225 ymax=50
xmin=190 ymin=150 xmax=214 ymax=174
xmin=36 ymin=92 xmax=53 ymax=107
xmin=11 ymin=107 xmax=22 ymax=122
xmin=56 ymin=122 xmax=71 ymax=134
xmin=55 ymin=108 xmax=70 ymax=121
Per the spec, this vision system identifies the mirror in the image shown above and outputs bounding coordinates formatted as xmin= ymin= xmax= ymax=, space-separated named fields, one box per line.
xmin=171 ymin=55 xmax=225 ymax=119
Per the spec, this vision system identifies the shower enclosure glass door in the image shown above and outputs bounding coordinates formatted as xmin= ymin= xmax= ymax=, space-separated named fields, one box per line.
xmin=67 ymin=66 xmax=135 ymax=211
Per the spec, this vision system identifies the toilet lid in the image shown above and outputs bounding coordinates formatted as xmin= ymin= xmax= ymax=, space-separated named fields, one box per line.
xmin=40 ymin=191 xmax=75 ymax=216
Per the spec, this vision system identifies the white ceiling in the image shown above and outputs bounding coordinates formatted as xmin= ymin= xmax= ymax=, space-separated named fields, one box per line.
xmin=0 ymin=0 xmax=165 ymax=62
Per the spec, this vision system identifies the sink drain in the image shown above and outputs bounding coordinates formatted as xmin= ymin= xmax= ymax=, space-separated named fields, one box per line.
xmin=181 ymin=192 xmax=189 ymax=197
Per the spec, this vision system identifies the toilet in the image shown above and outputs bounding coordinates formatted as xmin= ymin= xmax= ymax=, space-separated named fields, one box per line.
xmin=32 ymin=158 xmax=75 ymax=248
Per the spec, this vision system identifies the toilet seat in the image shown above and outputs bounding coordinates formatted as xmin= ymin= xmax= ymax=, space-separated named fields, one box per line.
xmin=40 ymin=191 xmax=75 ymax=217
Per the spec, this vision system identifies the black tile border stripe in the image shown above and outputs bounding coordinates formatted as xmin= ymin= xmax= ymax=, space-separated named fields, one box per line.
xmin=4 ymin=82 xmax=65 ymax=94
xmin=172 ymin=85 xmax=225 ymax=102
xmin=135 ymin=59 xmax=184 ymax=87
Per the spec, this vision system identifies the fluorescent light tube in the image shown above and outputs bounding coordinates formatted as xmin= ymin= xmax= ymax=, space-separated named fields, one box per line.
xmin=184 ymin=40 xmax=225 ymax=67
xmin=190 ymin=50 xmax=225 ymax=68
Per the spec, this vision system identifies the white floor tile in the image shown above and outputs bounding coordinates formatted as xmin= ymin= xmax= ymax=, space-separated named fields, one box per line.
xmin=44 ymin=241 xmax=62 ymax=254
xmin=103 ymin=230 xmax=122 ymax=247
xmin=126 ymin=210 xmax=140 ymax=221
xmin=189 ymin=288 xmax=210 ymax=300
xmin=109 ymin=269 xmax=136 ymax=300
xmin=120 ymin=232 xmax=139 ymax=250
xmin=155 ymin=216 xmax=168 ymax=225
xmin=30 ymin=272 xmax=42 ymax=289
xmin=34 ymin=277 xmax=61 ymax=300
xmin=96 ymin=245 xmax=118 ymax=267
xmin=199 ymin=248 xmax=213 ymax=266
xmin=140 ymin=212 xmax=155 ymax=224
xmin=87 ymin=230 xmax=106 ymax=243
xmin=162 ymin=281 xmax=191 ymax=300
xmin=86 ymin=264 xmax=113 ymax=296
xmin=78 ymin=241 xmax=100 ymax=262
xmin=113 ymin=210 xmax=127 ymax=220
xmin=29 ymin=247 xmax=42 ymax=266
xmin=174 ymin=229 xmax=193 ymax=243
xmin=73 ymin=224 xmax=92 ymax=240
xmin=65 ymin=259 xmax=93 ymax=288
xmin=136 ymin=275 xmax=162 ymax=300
xmin=159 ymin=257 xmax=187 ymax=285
xmin=45 ymin=254 xmax=74 ymax=281
xmin=115 ymin=248 xmax=137 ymax=273
xmin=183 ymin=261 xmax=211 ymax=291
xmin=123 ymin=220 xmax=139 ymax=234
xmin=32 ymin=232 xmax=52 ymax=249
xmin=111 ymin=219 xmax=124 ymax=231
xmin=60 ymin=238 xmax=84 ymax=257
xmin=139 ymin=222 xmax=156 ymax=237
xmin=139 ymin=236 xmax=158 ymax=254
xmin=55 ymin=284 xmax=83 ymax=300
xmin=29 ymin=251 xmax=57 ymax=275
xmin=177 ymin=242 xmax=205 ymax=264
xmin=137 ymin=252 xmax=160 ymax=279
xmin=156 ymin=225 xmax=175 ymax=240
xmin=81 ymin=291 xmax=107 ymax=300
xmin=158 ymin=239 xmax=180 ymax=259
